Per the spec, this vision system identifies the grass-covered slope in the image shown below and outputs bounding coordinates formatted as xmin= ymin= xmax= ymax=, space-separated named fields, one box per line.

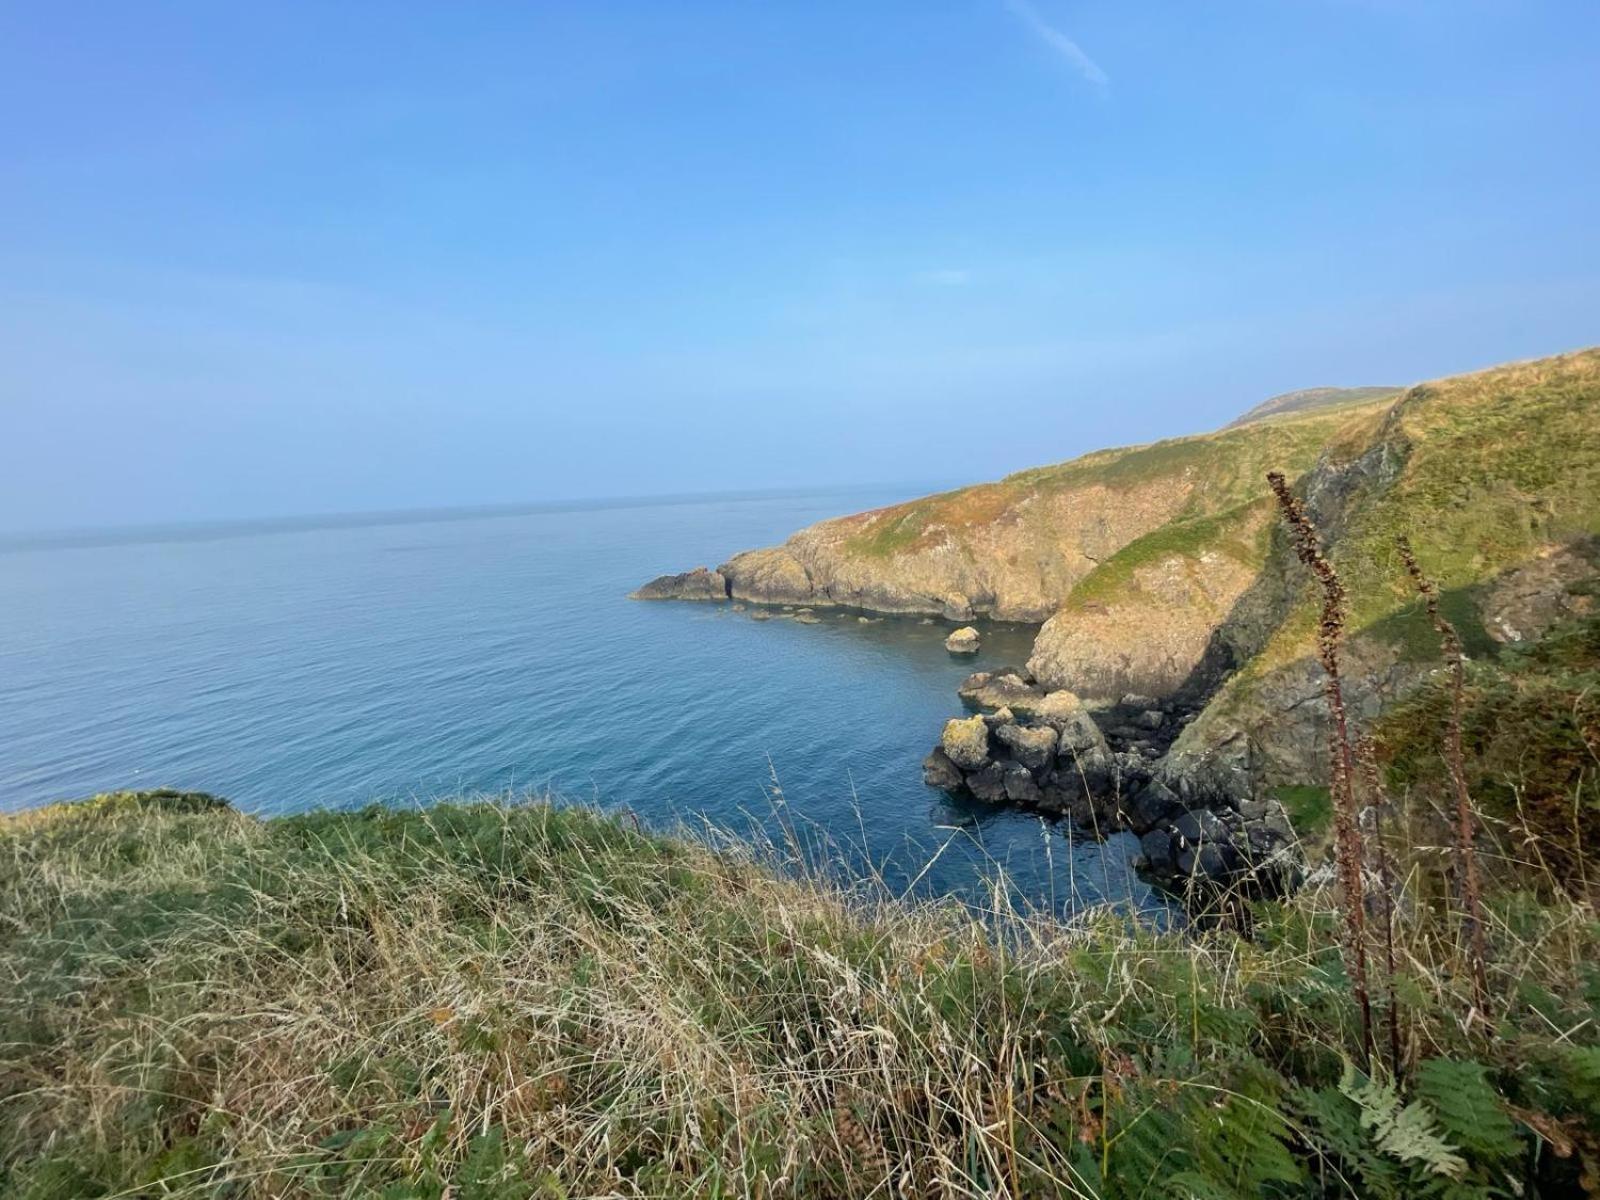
xmin=1171 ymin=349 xmax=1600 ymax=787
xmin=4 ymin=790 xmax=1599 ymax=1198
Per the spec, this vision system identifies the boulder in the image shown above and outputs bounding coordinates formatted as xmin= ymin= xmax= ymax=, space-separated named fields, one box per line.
xmin=630 ymin=567 xmax=729 ymax=601
xmin=945 ymin=626 xmax=981 ymax=654
xmin=1172 ymin=808 xmax=1228 ymax=847
xmin=994 ymin=722 xmax=1056 ymax=771
xmin=966 ymin=762 xmax=1008 ymax=804
xmin=1121 ymin=779 xmax=1183 ymax=834
xmin=1139 ymin=830 xmax=1177 ymax=873
xmin=980 ymin=706 xmax=1016 ymax=730
xmin=1003 ymin=766 xmax=1044 ymax=804
xmin=940 ymin=715 xmax=991 ymax=771
xmin=1037 ymin=691 xmax=1108 ymax=757
xmin=1134 ymin=709 xmax=1166 ymax=731
xmin=922 ymin=748 xmax=965 ymax=792
xmin=959 ymin=670 xmax=1046 ymax=714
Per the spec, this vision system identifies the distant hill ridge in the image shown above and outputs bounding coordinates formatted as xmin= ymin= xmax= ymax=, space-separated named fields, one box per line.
xmin=1224 ymin=385 xmax=1402 ymax=429
xmin=635 ymin=348 xmax=1600 ymax=794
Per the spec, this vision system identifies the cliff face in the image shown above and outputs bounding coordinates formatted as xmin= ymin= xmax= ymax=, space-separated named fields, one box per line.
xmin=702 ymin=403 xmax=1396 ymax=625
xmin=636 ymin=348 xmax=1600 ymax=793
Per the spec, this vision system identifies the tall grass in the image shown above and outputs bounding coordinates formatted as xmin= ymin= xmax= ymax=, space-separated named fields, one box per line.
xmin=3 ymin=787 xmax=1598 ymax=1198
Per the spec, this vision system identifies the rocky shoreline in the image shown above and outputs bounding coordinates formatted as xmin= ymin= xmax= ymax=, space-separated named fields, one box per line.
xmin=925 ymin=666 xmax=1300 ymax=900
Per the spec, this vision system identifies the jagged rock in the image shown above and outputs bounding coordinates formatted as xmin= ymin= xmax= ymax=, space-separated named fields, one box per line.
xmin=922 ymin=748 xmax=964 ymax=792
xmin=966 ymin=762 xmax=1008 ymax=803
xmin=941 ymin=715 xmax=991 ymax=771
xmin=980 ymin=706 xmax=1015 ymax=730
xmin=1121 ymin=779 xmax=1183 ymax=834
xmin=945 ymin=626 xmax=981 ymax=654
xmin=1036 ymin=691 xmax=1107 ymax=758
xmin=1003 ymin=766 xmax=1044 ymax=804
xmin=959 ymin=670 xmax=1046 ymax=714
xmin=1135 ymin=710 xmax=1166 ymax=730
xmin=1172 ymin=808 xmax=1228 ymax=846
xmin=994 ymin=723 xmax=1056 ymax=771
xmin=630 ymin=567 xmax=729 ymax=601
xmin=1140 ymin=829 xmax=1176 ymax=873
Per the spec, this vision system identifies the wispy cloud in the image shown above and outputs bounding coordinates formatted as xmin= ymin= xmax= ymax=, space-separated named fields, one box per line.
xmin=1002 ymin=0 xmax=1108 ymax=88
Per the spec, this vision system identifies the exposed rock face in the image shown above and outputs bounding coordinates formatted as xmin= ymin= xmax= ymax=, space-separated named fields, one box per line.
xmin=944 ymin=626 xmax=981 ymax=654
xmin=721 ymin=548 xmax=815 ymax=606
xmin=1027 ymin=508 xmax=1272 ymax=699
xmin=630 ymin=567 xmax=729 ymax=601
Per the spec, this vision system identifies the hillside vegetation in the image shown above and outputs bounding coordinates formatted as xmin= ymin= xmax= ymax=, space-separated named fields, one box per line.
xmin=638 ymin=348 xmax=1600 ymax=794
xmin=3 ymin=769 xmax=1599 ymax=1198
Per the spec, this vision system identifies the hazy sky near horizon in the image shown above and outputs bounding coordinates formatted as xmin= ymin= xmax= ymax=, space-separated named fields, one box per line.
xmin=3 ymin=1 xmax=1598 ymax=532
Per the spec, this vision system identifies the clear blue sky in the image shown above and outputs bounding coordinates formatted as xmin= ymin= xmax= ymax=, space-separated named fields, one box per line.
xmin=3 ymin=1 xmax=1597 ymax=532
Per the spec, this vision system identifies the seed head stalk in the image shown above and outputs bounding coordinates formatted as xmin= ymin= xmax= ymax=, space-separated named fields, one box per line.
xmin=1396 ymin=536 xmax=1491 ymax=1025
xmin=1268 ymin=470 xmax=1372 ymax=1065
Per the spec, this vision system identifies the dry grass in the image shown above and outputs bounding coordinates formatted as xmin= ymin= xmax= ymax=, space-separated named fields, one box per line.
xmin=3 ymin=789 xmax=1598 ymax=1198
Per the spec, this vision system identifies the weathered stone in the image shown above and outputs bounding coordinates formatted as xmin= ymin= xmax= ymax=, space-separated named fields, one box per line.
xmin=959 ymin=670 xmax=1046 ymax=715
xmin=940 ymin=715 xmax=991 ymax=771
xmin=1135 ymin=709 xmax=1166 ymax=730
xmin=966 ymin=762 xmax=1008 ymax=804
xmin=980 ymin=706 xmax=1015 ymax=730
xmin=1172 ymin=808 xmax=1228 ymax=846
xmin=945 ymin=626 xmax=981 ymax=654
xmin=1003 ymin=766 xmax=1044 ymax=804
xmin=720 ymin=547 xmax=815 ymax=606
xmin=1121 ymin=779 xmax=1183 ymax=833
xmin=1140 ymin=830 xmax=1176 ymax=873
xmin=630 ymin=567 xmax=729 ymax=601
xmin=994 ymin=722 xmax=1056 ymax=771
xmin=922 ymin=748 xmax=964 ymax=792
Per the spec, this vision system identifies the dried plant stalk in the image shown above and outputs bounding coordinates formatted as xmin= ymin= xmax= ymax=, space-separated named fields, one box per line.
xmin=1395 ymin=535 xmax=1491 ymax=1022
xmin=1267 ymin=471 xmax=1372 ymax=1063
xmin=1356 ymin=734 xmax=1403 ymax=1077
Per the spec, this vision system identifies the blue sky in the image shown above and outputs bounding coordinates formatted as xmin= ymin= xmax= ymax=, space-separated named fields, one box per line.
xmin=3 ymin=1 xmax=1597 ymax=531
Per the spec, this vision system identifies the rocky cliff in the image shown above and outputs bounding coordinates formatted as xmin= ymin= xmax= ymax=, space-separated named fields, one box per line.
xmin=636 ymin=348 xmax=1600 ymax=797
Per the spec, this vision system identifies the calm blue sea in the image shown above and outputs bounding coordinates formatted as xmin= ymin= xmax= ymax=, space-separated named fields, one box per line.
xmin=0 ymin=487 xmax=1164 ymax=916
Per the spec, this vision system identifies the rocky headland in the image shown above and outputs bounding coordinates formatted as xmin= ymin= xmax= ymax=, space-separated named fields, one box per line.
xmin=634 ymin=349 xmax=1600 ymax=893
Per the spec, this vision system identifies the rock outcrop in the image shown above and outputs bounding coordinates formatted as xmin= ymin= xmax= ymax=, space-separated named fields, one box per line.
xmin=630 ymin=567 xmax=729 ymax=601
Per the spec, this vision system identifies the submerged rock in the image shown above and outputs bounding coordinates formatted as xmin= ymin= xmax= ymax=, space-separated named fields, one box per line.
xmin=944 ymin=626 xmax=981 ymax=654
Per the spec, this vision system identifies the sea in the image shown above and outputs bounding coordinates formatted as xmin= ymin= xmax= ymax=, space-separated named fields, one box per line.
xmin=0 ymin=486 xmax=1167 ymax=918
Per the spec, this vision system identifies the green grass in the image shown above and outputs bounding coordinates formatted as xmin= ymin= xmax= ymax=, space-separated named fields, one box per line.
xmin=1273 ymin=785 xmax=1333 ymax=840
xmin=4 ymin=786 xmax=1599 ymax=1197
xmin=1064 ymin=499 xmax=1272 ymax=612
